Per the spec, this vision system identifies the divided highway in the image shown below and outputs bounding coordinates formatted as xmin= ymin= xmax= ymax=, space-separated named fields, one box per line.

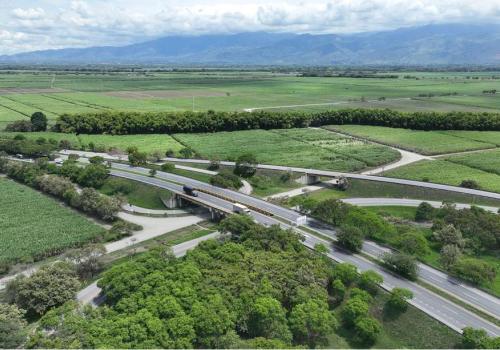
xmin=109 ymin=164 xmax=500 ymax=336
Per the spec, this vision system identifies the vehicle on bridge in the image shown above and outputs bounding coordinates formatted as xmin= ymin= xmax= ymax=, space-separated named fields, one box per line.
xmin=233 ymin=202 xmax=251 ymax=214
xmin=182 ymin=185 xmax=198 ymax=197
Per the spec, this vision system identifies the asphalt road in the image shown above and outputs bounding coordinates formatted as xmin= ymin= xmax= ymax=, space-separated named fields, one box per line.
xmin=342 ymin=197 xmax=499 ymax=213
xmin=109 ymin=166 xmax=500 ymax=336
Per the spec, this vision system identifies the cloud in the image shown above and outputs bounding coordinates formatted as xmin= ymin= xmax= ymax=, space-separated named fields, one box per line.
xmin=0 ymin=0 xmax=499 ymax=55
xmin=12 ymin=7 xmax=45 ymax=20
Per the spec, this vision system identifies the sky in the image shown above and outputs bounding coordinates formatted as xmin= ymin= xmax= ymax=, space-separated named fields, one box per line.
xmin=0 ymin=0 xmax=499 ymax=55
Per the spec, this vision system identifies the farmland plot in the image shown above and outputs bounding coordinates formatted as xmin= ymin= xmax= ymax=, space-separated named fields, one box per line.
xmin=0 ymin=178 xmax=105 ymax=266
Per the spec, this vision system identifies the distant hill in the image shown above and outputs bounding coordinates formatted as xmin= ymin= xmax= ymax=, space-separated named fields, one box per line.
xmin=1 ymin=24 xmax=499 ymax=65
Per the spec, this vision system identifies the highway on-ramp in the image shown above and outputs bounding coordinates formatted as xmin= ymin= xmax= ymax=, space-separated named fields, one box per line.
xmin=109 ymin=165 xmax=500 ymax=336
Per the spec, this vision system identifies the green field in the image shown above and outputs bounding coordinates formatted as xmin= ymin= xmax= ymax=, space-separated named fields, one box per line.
xmin=0 ymin=177 xmax=105 ymax=267
xmin=325 ymin=125 xmax=497 ymax=155
xmin=384 ymin=160 xmax=500 ymax=193
xmin=0 ymin=131 xmax=183 ymax=154
xmin=175 ymin=128 xmax=399 ymax=171
xmin=0 ymin=71 xmax=498 ymax=129
xmin=99 ymin=177 xmax=172 ymax=209
xmin=444 ymin=149 xmax=500 ymax=175
xmin=440 ymin=130 xmax=500 ymax=146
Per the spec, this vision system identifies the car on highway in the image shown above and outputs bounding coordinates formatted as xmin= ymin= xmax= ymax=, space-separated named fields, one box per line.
xmin=182 ymin=185 xmax=198 ymax=197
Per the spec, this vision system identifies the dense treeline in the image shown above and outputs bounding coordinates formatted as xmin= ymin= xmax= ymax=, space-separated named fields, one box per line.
xmin=25 ymin=216 xmax=396 ymax=349
xmin=0 ymin=155 xmax=121 ymax=222
xmin=54 ymin=109 xmax=500 ymax=135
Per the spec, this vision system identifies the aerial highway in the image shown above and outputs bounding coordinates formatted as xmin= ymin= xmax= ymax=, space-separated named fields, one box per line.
xmin=111 ymin=163 xmax=500 ymax=321
xmin=108 ymin=164 xmax=500 ymax=336
xmin=163 ymin=157 xmax=500 ymax=200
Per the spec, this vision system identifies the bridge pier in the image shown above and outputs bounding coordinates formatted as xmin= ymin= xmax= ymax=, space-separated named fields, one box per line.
xmin=164 ymin=194 xmax=186 ymax=209
xmin=209 ymin=207 xmax=226 ymax=222
xmin=297 ymin=173 xmax=321 ymax=185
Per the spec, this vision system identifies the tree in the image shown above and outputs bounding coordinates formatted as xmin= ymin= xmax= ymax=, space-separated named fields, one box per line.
xmin=354 ymin=317 xmax=381 ymax=345
xmin=440 ymin=244 xmax=462 ymax=269
xmin=382 ymin=252 xmax=418 ymax=280
xmin=312 ymin=199 xmax=351 ymax=226
xmin=336 ymin=176 xmax=350 ymax=191
xmin=179 ymin=148 xmax=193 ymax=159
xmin=451 ymin=258 xmax=496 ymax=285
xmin=128 ymin=151 xmax=147 ymax=166
xmin=0 ymin=303 xmax=27 ymax=348
xmin=288 ymin=299 xmax=337 ymax=347
xmin=165 ymin=149 xmax=175 ymax=157
xmin=248 ymin=297 xmax=292 ymax=343
xmin=64 ymin=244 xmax=106 ymax=279
xmin=77 ymin=163 xmax=109 ymax=188
xmin=341 ymin=297 xmax=369 ymax=325
xmin=461 ymin=327 xmax=498 ymax=349
xmin=234 ymin=153 xmax=257 ymax=178
xmin=387 ymin=288 xmax=413 ymax=312
xmin=149 ymin=168 xmax=157 ymax=177
xmin=358 ymin=270 xmax=383 ymax=295
xmin=460 ymin=179 xmax=480 ymax=189
xmin=89 ymin=156 xmax=105 ymax=165
xmin=5 ymin=119 xmax=32 ymax=132
xmin=415 ymin=202 xmax=435 ymax=221
xmin=191 ymin=294 xmax=235 ymax=348
xmin=161 ymin=162 xmax=175 ymax=172
xmin=208 ymin=158 xmax=220 ymax=171
xmin=398 ymin=231 xmax=429 ymax=256
xmin=314 ymin=243 xmax=328 ymax=255
xmin=331 ymin=279 xmax=346 ymax=303
xmin=331 ymin=263 xmax=359 ymax=286
xmin=6 ymin=262 xmax=79 ymax=316
xmin=31 ymin=111 xmax=48 ymax=131
xmin=337 ymin=225 xmax=364 ymax=252
xmin=433 ymin=225 xmax=465 ymax=249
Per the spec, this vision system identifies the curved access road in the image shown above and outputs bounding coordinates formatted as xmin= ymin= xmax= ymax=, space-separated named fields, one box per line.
xmin=342 ymin=198 xmax=499 ymax=213
xmin=109 ymin=165 xmax=500 ymax=336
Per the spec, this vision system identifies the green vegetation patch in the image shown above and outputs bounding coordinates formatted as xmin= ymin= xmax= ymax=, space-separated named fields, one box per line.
xmin=384 ymin=160 xmax=500 ymax=193
xmin=441 ymin=130 xmax=500 ymax=146
xmin=273 ymin=128 xmax=400 ymax=167
xmin=0 ymin=131 xmax=183 ymax=154
xmin=0 ymin=178 xmax=105 ymax=266
xmin=325 ymin=125 xmax=496 ymax=155
xmin=99 ymin=177 xmax=171 ymax=209
xmin=444 ymin=149 xmax=500 ymax=175
xmin=175 ymin=129 xmax=399 ymax=171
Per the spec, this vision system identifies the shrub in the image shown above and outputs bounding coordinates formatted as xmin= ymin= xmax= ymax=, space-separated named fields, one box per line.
xmin=337 ymin=225 xmax=364 ymax=252
xmin=210 ymin=172 xmax=243 ymax=189
xmin=160 ymin=162 xmax=175 ymax=172
xmin=460 ymin=179 xmax=480 ymax=189
xmin=5 ymin=120 xmax=32 ymax=132
xmin=234 ymin=153 xmax=257 ymax=178
xmin=397 ymin=231 xmax=429 ymax=256
xmin=387 ymin=287 xmax=413 ymax=311
xmin=415 ymin=202 xmax=435 ymax=221
xmin=354 ymin=317 xmax=381 ymax=344
xmin=451 ymin=258 xmax=496 ymax=285
xmin=382 ymin=252 xmax=418 ymax=280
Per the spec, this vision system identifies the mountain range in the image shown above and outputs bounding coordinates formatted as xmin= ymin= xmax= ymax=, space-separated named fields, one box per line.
xmin=1 ymin=23 xmax=499 ymax=66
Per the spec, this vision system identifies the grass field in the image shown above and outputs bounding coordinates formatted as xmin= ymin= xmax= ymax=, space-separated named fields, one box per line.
xmin=0 ymin=177 xmax=105 ymax=267
xmin=444 ymin=149 xmax=500 ymax=175
xmin=441 ymin=130 xmax=500 ymax=146
xmin=99 ymin=177 xmax=171 ymax=209
xmin=0 ymin=71 xmax=498 ymax=128
xmin=0 ymin=131 xmax=184 ymax=154
xmin=325 ymin=125 xmax=497 ymax=155
xmin=384 ymin=160 xmax=500 ymax=193
xmin=175 ymin=128 xmax=399 ymax=171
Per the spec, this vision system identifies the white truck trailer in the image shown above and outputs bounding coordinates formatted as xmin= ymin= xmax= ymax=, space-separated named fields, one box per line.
xmin=233 ymin=203 xmax=251 ymax=214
